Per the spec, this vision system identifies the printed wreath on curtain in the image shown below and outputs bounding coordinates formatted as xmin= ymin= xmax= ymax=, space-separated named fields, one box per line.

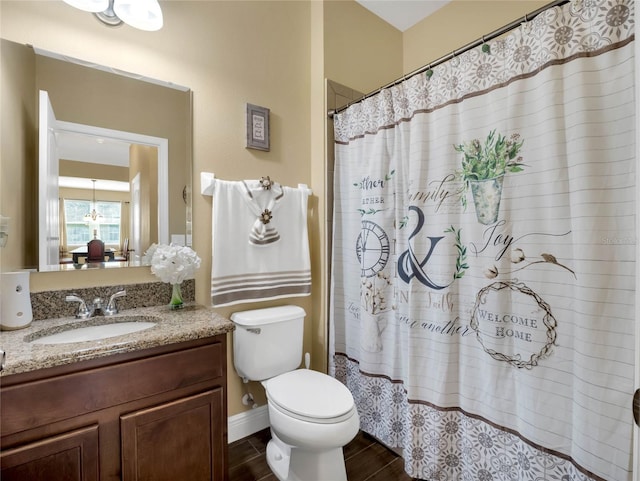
xmin=470 ymin=280 xmax=558 ymax=369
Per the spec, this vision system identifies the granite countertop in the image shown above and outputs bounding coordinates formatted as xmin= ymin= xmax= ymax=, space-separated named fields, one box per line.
xmin=0 ymin=304 xmax=234 ymax=377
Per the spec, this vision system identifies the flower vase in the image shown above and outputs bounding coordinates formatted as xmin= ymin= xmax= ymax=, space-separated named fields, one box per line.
xmin=169 ymin=283 xmax=184 ymax=310
xmin=469 ymin=175 xmax=505 ymax=225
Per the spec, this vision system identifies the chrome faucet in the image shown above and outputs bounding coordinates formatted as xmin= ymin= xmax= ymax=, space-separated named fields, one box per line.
xmin=65 ymin=295 xmax=93 ymax=319
xmin=65 ymin=290 xmax=126 ymax=318
xmin=104 ymin=290 xmax=126 ymax=316
xmin=92 ymin=297 xmax=105 ymax=316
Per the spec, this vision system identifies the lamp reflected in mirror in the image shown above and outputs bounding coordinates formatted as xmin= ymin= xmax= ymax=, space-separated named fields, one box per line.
xmin=83 ymin=179 xmax=104 ymax=223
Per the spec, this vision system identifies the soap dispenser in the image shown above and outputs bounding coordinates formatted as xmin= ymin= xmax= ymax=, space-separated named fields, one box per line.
xmin=1 ymin=271 xmax=33 ymax=330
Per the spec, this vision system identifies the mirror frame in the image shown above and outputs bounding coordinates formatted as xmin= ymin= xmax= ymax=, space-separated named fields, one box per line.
xmin=38 ymin=119 xmax=170 ymax=271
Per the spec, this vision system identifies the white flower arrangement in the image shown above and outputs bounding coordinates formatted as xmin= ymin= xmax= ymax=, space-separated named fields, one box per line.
xmin=143 ymin=243 xmax=201 ymax=285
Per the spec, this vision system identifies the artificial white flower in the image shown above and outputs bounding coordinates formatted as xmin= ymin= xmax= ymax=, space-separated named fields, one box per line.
xmin=144 ymin=243 xmax=201 ymax=285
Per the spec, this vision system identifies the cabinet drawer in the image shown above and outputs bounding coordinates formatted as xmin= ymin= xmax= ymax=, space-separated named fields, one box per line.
xmin=2 ymin=342 xmax=223 ymax=436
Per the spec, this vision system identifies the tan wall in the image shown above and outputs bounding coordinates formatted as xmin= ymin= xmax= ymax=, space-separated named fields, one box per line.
xmin=129 ymin=145 xmax=159 ymax=252
xmin=59 ymin=187 xmax=129 ymax=204
xmin=0 ymin=0 xmax=312 ymax=418
xmin=59 ymin=160 xmax=129 ymax=182
xmin=0 ymin=39 xmax=36 ymax=271
xmin=403 ymin=0 xmax=550 ymax=73
xmin=323 ymin=0 xmax=403 ymax=95
xmin=309 ymin=1 xmax=327 ymax=373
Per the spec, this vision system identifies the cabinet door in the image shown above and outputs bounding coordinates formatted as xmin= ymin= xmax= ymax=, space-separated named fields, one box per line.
xmin=0 ymin=425 xmax=99 ymax=481
xmin=121 ymin=389 xmax=225 ymax=481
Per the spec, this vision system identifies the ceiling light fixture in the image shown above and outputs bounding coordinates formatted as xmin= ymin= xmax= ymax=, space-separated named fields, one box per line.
xmin=62 ymin=0 xmax=109 ymax=13
xmin=83 ymin=179 xmax=104 ymax=223
xmin=62 ymin=0 xmax=163 ymax=31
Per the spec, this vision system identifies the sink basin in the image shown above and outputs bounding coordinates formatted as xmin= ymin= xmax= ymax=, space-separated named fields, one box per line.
xmin=30 ymin=317 xmax=158 ymax=345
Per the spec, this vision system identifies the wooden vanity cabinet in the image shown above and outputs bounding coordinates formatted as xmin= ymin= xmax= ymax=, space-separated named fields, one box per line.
xmin=0 ymin=335 xmax=228 ymax=481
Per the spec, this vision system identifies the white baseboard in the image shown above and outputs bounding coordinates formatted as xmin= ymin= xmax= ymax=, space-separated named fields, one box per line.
xmin=228 ymin=405 xmax=270 ymax=443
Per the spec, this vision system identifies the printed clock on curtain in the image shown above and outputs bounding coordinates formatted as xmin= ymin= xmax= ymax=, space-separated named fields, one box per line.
xmin=356 ymin=220 xmax=390 ymax=277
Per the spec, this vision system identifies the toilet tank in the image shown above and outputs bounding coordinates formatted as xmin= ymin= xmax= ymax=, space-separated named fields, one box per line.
xmin=231 ymin=305 xmax=305 ymax=382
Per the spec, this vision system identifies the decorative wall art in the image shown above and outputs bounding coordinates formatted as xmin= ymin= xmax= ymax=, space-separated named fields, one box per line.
xmin=246 ymin=103 xmax=270 ymax=151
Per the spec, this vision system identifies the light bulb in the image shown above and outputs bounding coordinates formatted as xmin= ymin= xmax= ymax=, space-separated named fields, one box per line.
xmin=113 ymin=0 xmax=163 ymax=31
xmin=62 ymin=0 xmax=109 ymax=13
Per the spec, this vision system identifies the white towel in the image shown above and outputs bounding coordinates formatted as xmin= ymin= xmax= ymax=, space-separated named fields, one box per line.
xmin=210 ymin=179 xmax=311 ymax=306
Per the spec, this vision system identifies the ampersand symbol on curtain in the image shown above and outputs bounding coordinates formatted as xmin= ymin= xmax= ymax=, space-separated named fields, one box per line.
xmin=397 ymin=206 xmax=449 ymax=290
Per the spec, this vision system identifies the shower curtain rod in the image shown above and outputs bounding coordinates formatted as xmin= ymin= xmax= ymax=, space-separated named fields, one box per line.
xmin=327 ymin=0 xmax=569 ymax=118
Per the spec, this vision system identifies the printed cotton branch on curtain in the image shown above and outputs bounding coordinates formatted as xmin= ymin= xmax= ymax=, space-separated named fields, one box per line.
xmin=330 ymin=1 xmax=635 ymax=480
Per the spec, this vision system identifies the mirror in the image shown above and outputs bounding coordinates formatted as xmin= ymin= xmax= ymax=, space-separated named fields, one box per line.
xmin=1 ymin=39 xmax=192 ymax=272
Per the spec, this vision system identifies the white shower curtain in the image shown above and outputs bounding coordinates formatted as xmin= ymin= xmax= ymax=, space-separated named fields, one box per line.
xmin=330 ymin=1 xmax=635 ymax=479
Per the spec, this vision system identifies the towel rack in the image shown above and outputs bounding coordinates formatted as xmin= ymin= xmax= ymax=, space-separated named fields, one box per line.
xmin=200 ymin=172 xmax=216 ymax=196
xmin=200 ymin=172 xmax=312 ymax=196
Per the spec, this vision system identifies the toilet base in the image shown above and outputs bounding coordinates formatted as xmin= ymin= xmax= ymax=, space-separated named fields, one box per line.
xmin=266 ymin=431 xmax=348 ymax=481
xmin=266 ymin=433 xmax=291 ymax=481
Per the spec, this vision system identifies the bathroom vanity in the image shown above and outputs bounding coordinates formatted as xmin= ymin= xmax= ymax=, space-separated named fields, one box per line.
xmin=0 ymin=305 xmax=234 ymax=481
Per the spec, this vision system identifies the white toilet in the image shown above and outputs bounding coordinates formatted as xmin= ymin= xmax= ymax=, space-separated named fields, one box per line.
xmin=231 ymin=305 xmax=359 ymax=481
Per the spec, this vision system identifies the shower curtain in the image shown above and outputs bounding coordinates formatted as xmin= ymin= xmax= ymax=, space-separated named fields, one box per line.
xmin=330 ymin=1 xmax=635 ymax=480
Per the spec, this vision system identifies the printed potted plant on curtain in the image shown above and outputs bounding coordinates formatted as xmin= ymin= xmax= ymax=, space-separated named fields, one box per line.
xmin=455 ymin=130 xmax=525 ymax=224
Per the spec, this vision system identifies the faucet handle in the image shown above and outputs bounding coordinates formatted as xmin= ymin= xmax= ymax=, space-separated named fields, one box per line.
xmin=65 ymin=295 xmax=92 ymax=319
xmin=104 ymin=290 xmax=126 ymax=316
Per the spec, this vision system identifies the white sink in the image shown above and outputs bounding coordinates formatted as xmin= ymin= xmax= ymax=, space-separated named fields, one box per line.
xmin=31 ymin=320 xmax=157 ymax=345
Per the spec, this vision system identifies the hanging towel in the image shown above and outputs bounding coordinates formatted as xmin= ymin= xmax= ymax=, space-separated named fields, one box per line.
xmin=240 ymin=180 xmax=283 ymax=245
xmin=211 ymin=179 xmax=311 ymax=306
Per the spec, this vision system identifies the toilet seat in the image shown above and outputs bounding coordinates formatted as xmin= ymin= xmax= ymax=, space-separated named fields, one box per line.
xmin=265 ymin=370 xmax=356 ymax=424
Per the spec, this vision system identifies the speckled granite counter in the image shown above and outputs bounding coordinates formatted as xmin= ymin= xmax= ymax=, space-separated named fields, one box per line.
xmin=0 ymin=304 xmax=234 ymax=376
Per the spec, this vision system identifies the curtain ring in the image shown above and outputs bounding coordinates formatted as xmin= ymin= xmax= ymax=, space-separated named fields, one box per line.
xmin=521 ymin=12 xmax=531 ymax=32
xmin=425 ymin=64 xmax=433 ymax=79
xmin=450 ymin=49 xmax=459 ymax=66
xmin=481 ymin=35 xmax=491 ymax=54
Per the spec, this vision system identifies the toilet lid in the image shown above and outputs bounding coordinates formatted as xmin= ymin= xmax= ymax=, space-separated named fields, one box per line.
xmin=265 ymin=370 xmax=354 ymax=421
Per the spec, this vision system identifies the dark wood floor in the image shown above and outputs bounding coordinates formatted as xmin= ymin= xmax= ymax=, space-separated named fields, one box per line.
xmin=229 ymin=428 xmax=415 ymax=481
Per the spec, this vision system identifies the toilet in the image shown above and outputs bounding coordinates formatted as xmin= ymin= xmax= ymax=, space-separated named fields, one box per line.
xmin=231 ymin=305 xmax=359 ymax=481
